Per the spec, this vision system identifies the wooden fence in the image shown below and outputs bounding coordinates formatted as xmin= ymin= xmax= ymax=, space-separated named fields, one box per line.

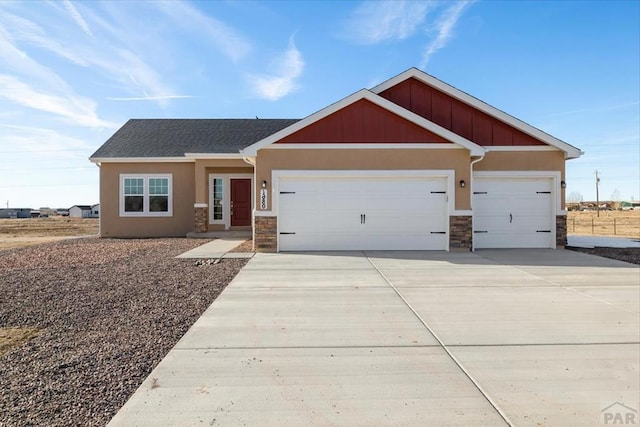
xmin=568 ymin=218 xmax=640 ymax=238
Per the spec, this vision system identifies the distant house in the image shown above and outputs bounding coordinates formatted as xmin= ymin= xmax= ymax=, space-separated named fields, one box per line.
xmin=69 ymin=205 xmax=92 ymax=218
xmin=0 ymin=208 xmax=32 ymax=219
xmin=90 ymin=204 xmax=100 ymax=218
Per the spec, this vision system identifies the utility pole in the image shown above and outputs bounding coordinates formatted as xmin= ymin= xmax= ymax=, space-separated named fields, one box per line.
xmin=595 ymin=170 xmax=600 ymax=218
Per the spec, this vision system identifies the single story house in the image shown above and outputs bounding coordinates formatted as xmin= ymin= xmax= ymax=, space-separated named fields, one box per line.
xmin=69 ymin=205 xmax=92 ymax=218
xmin=90 ymin=204 xmax=100 ymax=218
xmin=0 ymin=208 xmax=31 ymax=219
xmin=90 ymin=68 xmax=582 ymax=252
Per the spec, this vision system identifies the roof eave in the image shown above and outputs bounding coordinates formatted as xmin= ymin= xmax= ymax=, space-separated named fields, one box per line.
xmin=89 ymin=157 xmax=194 ymax=163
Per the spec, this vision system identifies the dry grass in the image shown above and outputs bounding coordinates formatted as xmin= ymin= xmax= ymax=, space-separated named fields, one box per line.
xmin=0 ymin=327 xmax=39 ymax=357
xmin=567 ymin=210 xmax=640 ymax=238
xmin=0 ymin=217 xmax=99 ymax=251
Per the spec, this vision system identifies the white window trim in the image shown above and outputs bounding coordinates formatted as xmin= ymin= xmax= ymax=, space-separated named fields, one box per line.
xmin=119 ymin=174 xmax=173 ymax=217
xmin=208 ymin=174 xmax=253 ymax=228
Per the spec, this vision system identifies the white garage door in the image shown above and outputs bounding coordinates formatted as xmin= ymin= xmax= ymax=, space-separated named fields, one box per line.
xmin=278 ymin=175 xmax=448 ymax=251
xmin=473 ymin=177 xmax=554 ymax=249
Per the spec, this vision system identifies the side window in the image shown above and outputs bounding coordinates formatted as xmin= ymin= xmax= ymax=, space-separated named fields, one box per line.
xmin=123 ymin=178 xmax=144 ymax=213
xmin=120 ymin=175 xmax=172 ymax=217
xmin=212 ymin=178 xmax=223 ymax=220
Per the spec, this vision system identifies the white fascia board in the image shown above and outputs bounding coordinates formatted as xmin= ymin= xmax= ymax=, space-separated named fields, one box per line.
xmin=89 ymin=157 xmax=194 ymax=163
xmin=184 ymin=153 xmax=244 ymax=159
xmin=241 ymin=89 xmax=484 ymax=157
xmin=484 ymin=146 xmax=559 ymax=152
xmin=371 ymin=68 xmax=583 ymax=159
xmin=266 ymin=143 xmax=464 ymax=150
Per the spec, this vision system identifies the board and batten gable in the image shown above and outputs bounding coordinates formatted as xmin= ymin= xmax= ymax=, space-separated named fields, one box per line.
xmin=276 ymin=99 xmax=451 ymax=144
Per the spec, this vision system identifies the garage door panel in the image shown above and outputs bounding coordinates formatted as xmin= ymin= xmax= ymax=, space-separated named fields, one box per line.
xmin=474 ymin=177 xmax=554 ymax=249
xmin=278 ymin=175 xmax=448 ymax=251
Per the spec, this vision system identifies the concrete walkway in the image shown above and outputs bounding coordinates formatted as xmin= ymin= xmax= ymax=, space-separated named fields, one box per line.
xmin=177 ymin=238 xmax=253 ymax=259
xmin=110 ymin=249 xmax=639 ymax=426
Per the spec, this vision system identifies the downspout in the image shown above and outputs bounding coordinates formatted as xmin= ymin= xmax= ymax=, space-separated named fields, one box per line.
xmin=469 ymin=153 xmax=485 ymax=252
xmin=91 ymin=160 xmax=102 ymax=238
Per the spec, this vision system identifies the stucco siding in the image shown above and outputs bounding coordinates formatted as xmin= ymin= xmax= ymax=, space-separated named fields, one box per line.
xmin=474 ymin=151 xmax=566 ymax=209
xmin=99 ymin=162 xmax=195 ymax=237
xmin=256 ymin=148 xmax=472 ymax=210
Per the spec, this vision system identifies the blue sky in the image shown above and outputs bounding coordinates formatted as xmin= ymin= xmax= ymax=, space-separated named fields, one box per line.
xmin=0 ymin=0 xmax=638 ymax=209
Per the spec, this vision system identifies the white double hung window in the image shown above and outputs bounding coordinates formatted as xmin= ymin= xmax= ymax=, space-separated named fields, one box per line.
xmin=120 ymin=174 xmax=172 ymax=216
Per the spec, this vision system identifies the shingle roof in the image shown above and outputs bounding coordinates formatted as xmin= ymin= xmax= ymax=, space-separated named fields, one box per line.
xmin=90 ymin=119 xmax=299 ymax=158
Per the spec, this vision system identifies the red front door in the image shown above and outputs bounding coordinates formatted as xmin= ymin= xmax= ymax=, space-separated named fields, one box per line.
xmin=230 ymin=179 xmax=251 ymax=226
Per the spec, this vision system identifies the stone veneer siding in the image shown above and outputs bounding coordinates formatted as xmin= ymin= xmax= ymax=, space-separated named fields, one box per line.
xmin=556 ymin=215 xmax=567 ymax=247
xmin=449 ymin=216 xmax=472 ymax=250
xmin=194 ymin=207 xmax=208 ymax=233
xmin=255 ymin=216 xmax=277 ymax=252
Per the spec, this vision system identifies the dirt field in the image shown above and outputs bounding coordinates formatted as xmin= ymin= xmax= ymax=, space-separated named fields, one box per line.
xmin=567 ymin=210 xmax=640 ymax=238
xmin=0 ymin=217 xmax=99 ymax=251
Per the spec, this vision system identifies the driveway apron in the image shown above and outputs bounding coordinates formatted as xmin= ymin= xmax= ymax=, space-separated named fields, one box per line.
xmin=109 ymin=250 xmax=639 ymax=426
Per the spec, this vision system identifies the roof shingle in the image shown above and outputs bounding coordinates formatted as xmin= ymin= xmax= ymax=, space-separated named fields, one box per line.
xmin=90 ymin=119 xmax=299 ymax=158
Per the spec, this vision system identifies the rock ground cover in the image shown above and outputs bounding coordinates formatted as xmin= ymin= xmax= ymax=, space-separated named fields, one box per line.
xmin=566 ymin=246 xmax=640 ymax=265
xmin=0 ymin=237 xmax=246 ymax=427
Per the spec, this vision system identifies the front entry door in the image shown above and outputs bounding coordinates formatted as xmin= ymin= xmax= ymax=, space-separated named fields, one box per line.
xmin=230 ymin=179 xmax=251 ymax=226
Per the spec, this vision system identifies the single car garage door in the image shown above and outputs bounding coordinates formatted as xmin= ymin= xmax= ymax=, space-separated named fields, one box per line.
xmin=278 ymin=175 xmax=448 ymax=251
xmin=473 ymin=177 xmax=554 ymax=248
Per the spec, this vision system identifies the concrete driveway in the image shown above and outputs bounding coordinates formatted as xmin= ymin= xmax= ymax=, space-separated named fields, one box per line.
xmin=109 ymin=250 xmax=640 ymax=426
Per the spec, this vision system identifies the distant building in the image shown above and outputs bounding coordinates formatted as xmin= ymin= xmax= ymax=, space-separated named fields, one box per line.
xmin=0 ymin=208 xmax=32 ymax=219
xmin=69 ymin=205 xmax=92 ymax=218
xmin=56 ymin=208 xmax=70 ymax=216
xmin=90 ymin=204 xmax=100 ymax=218
xmin=39 ymin=207 xmax=55 ymax=217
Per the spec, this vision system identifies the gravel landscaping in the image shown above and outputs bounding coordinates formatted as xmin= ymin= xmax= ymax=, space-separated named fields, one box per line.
xmin=0 ymin=237 xmax=246 ymax=427
xmin=567 ymin=246 xmax=640 ymax=265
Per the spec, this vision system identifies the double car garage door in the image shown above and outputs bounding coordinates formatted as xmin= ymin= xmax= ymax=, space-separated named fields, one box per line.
xmin=278 ymin=175 xmax=448 ymax=251
xmin=276 ymin=174 xmax=555 ymax=251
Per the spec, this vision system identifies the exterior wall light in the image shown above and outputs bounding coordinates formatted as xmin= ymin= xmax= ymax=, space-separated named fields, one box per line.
xmin=262 ymin=180 xmax=267 ymax=188
xmin=459 ymin=180 xmax=466 ymax=188
xmin=561 ymin=181 xmax=566 ymax=189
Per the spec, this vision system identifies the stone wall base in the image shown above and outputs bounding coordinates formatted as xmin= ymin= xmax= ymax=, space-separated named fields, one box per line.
xmin=556 ymin=215 xmax=567 ymax=248
xmin=449 ymin=216 xmax=472 ymax=251
xmin=194 ymin=206 xmax=208 ymax=233
xmin=255 ymin=216 xmax=277 ymax=252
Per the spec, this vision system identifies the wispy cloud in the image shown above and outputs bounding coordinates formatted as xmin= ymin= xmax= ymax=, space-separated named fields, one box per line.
xmin=420 ymin=1 xmax=474 ymax=68
xmin=340 ymin=0 xmax=473 ymax=67
xmin=63 ymin=0 xmax=93 ymax=37
xmin=107 ymin=95 xmax=196 ymax=102
xmin=153 ymin=1 xmax=252 ymax=63
xmin=247 ymin=38 xmax=304 ymax=101
xmin=342 ymin=0 xmax=430 ymax=44
xmin=0 ymin=123 xmax=95 ymax=158
xmin=0 ymin=74 xmax=116 ymax=128
xmin=0 ymin=6 xmax=187 ymax=105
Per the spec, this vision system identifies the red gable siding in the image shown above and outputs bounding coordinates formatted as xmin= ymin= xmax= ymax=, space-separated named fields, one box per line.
xmin=380 ymin=78 xmax=545 ymax=146
xmin=277 ymin=99 xmax=451 ymax=144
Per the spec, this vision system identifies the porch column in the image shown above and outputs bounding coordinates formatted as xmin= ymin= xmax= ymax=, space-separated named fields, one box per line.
xmin=194 ymin=203 xmax=208 ymax=233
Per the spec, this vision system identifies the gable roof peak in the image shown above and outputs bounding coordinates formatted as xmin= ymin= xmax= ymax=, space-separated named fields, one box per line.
xmin=371 ymin=68 xmax=582 ymax=159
